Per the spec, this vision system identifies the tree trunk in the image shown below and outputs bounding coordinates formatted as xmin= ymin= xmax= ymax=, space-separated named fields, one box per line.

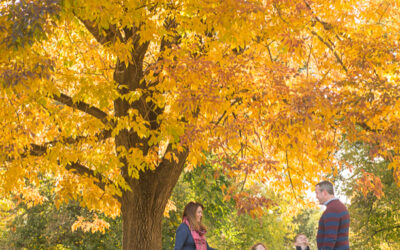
xmin=111 ymin=32 xmax=186 ymax=249
xmin=121 ymin=149 xmax=188 ymax=250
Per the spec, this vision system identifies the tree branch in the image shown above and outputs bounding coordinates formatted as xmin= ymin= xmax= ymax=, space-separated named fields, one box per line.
xmin=303 ymin=0 xmax=352 ymax=72
xmin=273 ymin=3 xmax=290 ymax=26
xmin=65 ymin=161 xmax=121 ymax=202
xmin=356 ymin=122 xmax=382 ymax=133
xmin=74 ymin=14 xmax=123 ymax=45
xmin=303 ymin=0 xmax=333 ymax=31
xmin=160 ymin=16 xmax=180 ymax=53
xmin=377 ymin=2 xmax=390 ymax=24
xmin=2 ymin=129 xmax=112 ymax=162
xmin=311 ymin=30 xmax=348 ymax=73
xmin=286 ymin=150 xmax=299 ymax=202
xmin=266 ymin=42 xmax=274 ymax=62
xmin=51 ymin=93 xmax=111 ymax=126
xmin=371 ymin=225 xmax=400 ymax=237
xmin=5 ymin=129 xmax=112 ymax=162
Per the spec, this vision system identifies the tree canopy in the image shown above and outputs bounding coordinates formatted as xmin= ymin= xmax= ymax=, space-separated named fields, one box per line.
xmin=1 ymin=0 xmax=400 ymax=248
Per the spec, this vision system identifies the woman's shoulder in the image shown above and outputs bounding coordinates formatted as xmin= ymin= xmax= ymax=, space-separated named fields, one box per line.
xmin=177 ymin=222 xmax=190 ymax=231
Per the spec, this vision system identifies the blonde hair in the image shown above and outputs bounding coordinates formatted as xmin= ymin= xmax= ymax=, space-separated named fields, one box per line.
xmin=183 ymin=201 xmax=206 ymax=232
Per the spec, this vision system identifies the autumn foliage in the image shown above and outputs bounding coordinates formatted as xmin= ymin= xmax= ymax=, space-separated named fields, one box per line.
xmin=1 ymin=0 xmax=400 ymax=248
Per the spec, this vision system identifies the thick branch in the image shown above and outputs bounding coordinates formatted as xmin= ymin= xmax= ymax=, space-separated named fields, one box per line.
xmin=51 ymin=93 xmax=111 ymax=126
xmin=65 ymin=161 xmax=121 ymax=202
xmin=74 ymin=14 xmax=123 ymax=45
xmin=25 ymin=129 xmax=112 ymax=158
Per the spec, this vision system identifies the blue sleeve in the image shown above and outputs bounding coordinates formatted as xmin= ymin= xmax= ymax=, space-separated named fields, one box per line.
xmin=174 ymin=224 xmax=188 ymax=250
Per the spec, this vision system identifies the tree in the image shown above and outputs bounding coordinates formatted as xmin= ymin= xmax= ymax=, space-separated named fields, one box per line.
xmin=341 ymin=142 xmax=400 ymax=249
xmin=290 ymin=208 xmax=320 ymax=250
xmin=2 ymin=0 xmax=400 ymax=249
xmin=3 ymin=177 xmax=122 ymax=249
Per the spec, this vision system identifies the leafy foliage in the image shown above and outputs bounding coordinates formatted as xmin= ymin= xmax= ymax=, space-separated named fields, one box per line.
xmin=1 ymin=0 xmax=60 ymax=49
xmin=162 ymin=163 xmax=292 ymax=249
xmin=341 ymin=142 xmax=400 ymax=249
xmin=3 ymin=178 xmax=122 ymax=250
xmin=290 ymin=208 xmax=320 ymax=250
xmin=2 ymin=0 xmax=400 ymax=248
xmin=1 ymin=164 xmax=301 ymax=249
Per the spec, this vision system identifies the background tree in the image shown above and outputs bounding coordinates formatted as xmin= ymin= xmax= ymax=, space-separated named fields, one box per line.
xmin=0 ymin=162 xmax=302 ymax=249
xmin=341 ymin=142 xmax=400 ymax=249
xmin=162 ymin=162 xmax=292 ymax=250
xmin=3 ymin=177 xmax=122 ymax=249
xmin=2 ymin=0 xmax=400 ymax=249
xmin=290 ymin=208 xmax=320 ymax=250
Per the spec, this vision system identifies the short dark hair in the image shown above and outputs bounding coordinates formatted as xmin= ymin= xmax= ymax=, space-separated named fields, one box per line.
xmin=316 ymin=180 xmax=334 ymax=195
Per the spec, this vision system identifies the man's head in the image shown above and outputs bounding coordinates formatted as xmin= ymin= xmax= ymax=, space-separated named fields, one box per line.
xmin=315 ymin=181 xmax=335 ymax=205
xmin=294 ymin=233 xmax=309 ymax=247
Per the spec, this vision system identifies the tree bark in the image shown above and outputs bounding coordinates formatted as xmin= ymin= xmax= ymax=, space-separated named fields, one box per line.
xmin=111 ymin=27 xmax=187 ymax=249
xmin=121 ymin=148 xmax=188 ymax=249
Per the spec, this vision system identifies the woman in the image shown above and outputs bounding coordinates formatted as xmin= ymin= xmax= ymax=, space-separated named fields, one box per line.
xmin=251 ymin=243 xmax=268 ymax=250
xmin=174 ymin=202 xmax=216 ymax=250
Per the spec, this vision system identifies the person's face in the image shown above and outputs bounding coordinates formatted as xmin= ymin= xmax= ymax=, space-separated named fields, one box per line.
xmin=295 ymin=234 xmax=309 ymax=246
xmin=254 ymin=245 xmax=266 ymax=250
xmin=195 ymin=206 xmax=203 ymax=223
xmin=315 ymin=185 xmax=327 ymax=205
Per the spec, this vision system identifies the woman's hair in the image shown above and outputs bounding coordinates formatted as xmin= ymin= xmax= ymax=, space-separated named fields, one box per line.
xmin=183 ymin=201 xmax=206 ymax=232
xmin=251 ymin=243 xmax=267 ymax=250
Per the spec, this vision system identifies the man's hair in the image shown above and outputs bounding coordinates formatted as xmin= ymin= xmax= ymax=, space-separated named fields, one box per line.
xmin=316 ymin=180 xmax=334 ymax=195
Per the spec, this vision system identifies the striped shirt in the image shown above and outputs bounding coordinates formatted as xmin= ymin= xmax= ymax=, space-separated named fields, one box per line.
xmin=317 ymin=199 xmax=350 ymax=250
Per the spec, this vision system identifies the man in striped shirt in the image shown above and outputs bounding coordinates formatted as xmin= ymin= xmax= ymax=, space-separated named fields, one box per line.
xmin=315 ymin=181 xmax=350 ymax=250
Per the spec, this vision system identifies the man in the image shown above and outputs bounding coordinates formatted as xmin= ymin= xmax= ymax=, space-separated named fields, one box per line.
xmin=315 ymin=181 xmax=350 ymax=250
xmin=294 ymin=233 xmax=310 ymax=250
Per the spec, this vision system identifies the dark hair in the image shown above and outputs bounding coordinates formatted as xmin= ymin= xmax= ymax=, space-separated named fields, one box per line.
xmin=183 ymin=201 xmax=206 ymax=232
xmin=251 ymin=243 xmax=267 ymax=250
xmin=316 ymin=180 xmax=334 ymax=195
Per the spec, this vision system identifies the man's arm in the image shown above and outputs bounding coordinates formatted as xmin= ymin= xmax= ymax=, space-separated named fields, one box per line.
xmin=317 ymin=211 xmax=340 ymax=249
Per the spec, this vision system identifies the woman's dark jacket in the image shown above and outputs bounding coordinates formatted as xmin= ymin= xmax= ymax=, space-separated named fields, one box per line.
xmin=174 ymin=223 xmax=216 ymax=250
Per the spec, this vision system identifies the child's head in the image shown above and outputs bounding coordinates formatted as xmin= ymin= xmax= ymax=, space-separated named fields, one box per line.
xmin=294 ymin=233 xmax=309 ymax=247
